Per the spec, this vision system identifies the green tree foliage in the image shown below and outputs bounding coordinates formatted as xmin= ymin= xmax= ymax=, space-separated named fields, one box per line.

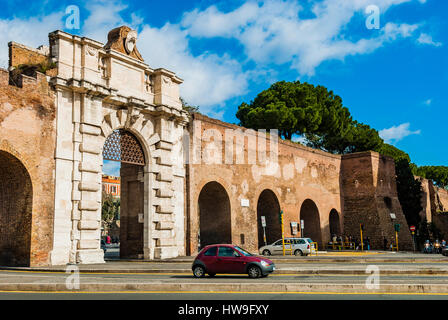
xmin=180 ymin=97 xmax=200 ymax=114
xmin=394 ymin=159 xmax=423 ymax=227
xmin=414 ymin=166 xmax=448 ymax=189
xmin=237 ymin=81 xmax=346 ymax=140
xmin=307 ymin=121 xmax=383 ymax=154
xmin=416 ymin=220 xmax=445 ymax=249
xmin=236 ymin=81 xmax=427 ymax=244
xmin=102 ymin=193 xmax=120 ymax=230
xmin=375 ymin=144 xmax=423 ymax=228
xmin=236 ymin=81 xmax=383 ymax=153
xmin=376 ymin=142 xmax=410 ymax=162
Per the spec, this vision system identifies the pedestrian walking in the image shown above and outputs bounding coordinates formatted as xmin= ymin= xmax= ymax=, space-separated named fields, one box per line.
xmin=383 ymin=237 xmax=388 ymax=251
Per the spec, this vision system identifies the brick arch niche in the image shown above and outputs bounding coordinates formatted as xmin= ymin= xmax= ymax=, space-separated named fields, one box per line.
xmin=300 ymin=199 xmax=323 ymax=247
xmin=0 ymin=151 xmax=33 ymax=266
xmin=329 ymin=209 xmax=341 ymax=238
xmin=198 ymin=181 xmax=231 ymax=248
xmin=257 ymin=189 xmax=282 ymax=247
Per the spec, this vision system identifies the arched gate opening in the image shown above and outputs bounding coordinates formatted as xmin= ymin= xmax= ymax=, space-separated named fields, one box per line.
xmin=102 ymin=129 xmax=146 ymax=259
xmin=0 ymin=151 xmax=33 ymax=266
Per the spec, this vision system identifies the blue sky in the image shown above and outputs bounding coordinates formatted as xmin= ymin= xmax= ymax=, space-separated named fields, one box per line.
xmin=0 ymin=0 xmax=446 ymax=176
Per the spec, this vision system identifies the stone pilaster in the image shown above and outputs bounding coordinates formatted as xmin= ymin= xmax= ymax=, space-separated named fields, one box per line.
xmin=75 ymin=94 xmax=104 ymax=264
xmin=148 ymin=115 xmax=177 ymax=259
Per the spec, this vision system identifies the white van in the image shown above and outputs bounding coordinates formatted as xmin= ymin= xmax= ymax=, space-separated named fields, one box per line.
xmin=258 ymin=238 xmax=314 ymax=256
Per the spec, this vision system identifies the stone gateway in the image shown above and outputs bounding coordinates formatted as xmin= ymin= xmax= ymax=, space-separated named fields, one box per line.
xmin=0 ymin=27 xmax=445 ymax=266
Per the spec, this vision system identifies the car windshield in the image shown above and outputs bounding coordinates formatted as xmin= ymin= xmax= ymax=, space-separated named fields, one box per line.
xmin=234 ymin=246 xmax=253 ymax=256
xmin=306 ymin=238 xmax=313 ymax=243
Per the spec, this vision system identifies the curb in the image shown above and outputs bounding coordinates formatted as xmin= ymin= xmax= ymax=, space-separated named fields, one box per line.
xmin=1 ymin=282 xmax=448 ymax=294
xmin=2 ymin=268 xmax=448 ymax=276
xmin=113 ymin=258 xmax=447 ymax=264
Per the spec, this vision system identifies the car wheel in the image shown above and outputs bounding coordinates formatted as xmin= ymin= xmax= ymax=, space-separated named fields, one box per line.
xmin=247 ymin=265 xmax=262 ymax=279
xmin=294 ymin=249 xmax=303 ymax=256
xmin=262 ymin=249 xmax=271 ymax=256
xmin=208 ymin=273 xmax=216 ymax=277
xmin=193 ymin=265 xmax=206 ymax=278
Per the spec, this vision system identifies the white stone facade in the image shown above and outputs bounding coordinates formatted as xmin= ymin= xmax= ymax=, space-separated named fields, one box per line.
xmin=47 ymin=28 xmax=188 ymax=265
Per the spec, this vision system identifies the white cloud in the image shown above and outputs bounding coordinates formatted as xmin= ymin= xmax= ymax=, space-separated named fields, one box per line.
xmin=0 ymin=0 xmax=249 ymax=114
xmin=82 ymin=0 xmax=132 ymax=42
xmin=423 ymin=99 xmax=432 ymax=106
xmin=181 ymin=2 xmax=261 ymax=38
xmin=417 ymin=33 xmax=443 ymax=47
xmin=78 ymin=0 xmax=250 ymax=113
xmin=0 ymin=12 xmax=64 ymax=68
xmin=138 ymin=23 xmax=249 ymax=113
xmin=379 ymin=123 xmax=421 ymax=143
xmin=181 ymin=0 xmax=420 ymax=76
xmin=0 ymin=0 xmax=435 ymax=114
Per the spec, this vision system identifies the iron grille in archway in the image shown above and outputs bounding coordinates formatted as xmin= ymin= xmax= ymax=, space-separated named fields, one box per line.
xmin=103 ymin=129 xmax=145 ymax=166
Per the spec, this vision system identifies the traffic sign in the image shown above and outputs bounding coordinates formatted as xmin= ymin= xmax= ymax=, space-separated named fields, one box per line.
xmin=410 ymin=225 xmax=416 ymax=232
xmin=261 ymin=216 xmax=266 ymax=227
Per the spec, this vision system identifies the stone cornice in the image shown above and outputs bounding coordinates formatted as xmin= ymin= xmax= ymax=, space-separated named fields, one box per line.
xmin=49 ymin=30 xmax=104 ymax=49
xmin=49 ymin=30 xmax=166 ymax=76
xmin=153 ymin=68 xmax=184 ymax=84
xmin=49 ymin=77 xmax=188 ymax=124
xmin=104 ymin=48 xmax=151 ymax=70
xmin=152 ymin=105 xmax=189 ymax=124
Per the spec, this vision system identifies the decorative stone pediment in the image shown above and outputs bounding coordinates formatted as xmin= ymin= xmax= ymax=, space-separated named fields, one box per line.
xmin=104 ymin=26 xmax=144 ymax=62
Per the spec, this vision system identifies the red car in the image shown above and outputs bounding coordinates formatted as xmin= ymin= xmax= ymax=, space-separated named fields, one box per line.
xmin=192 ymin=244 xmax=275 ymax=278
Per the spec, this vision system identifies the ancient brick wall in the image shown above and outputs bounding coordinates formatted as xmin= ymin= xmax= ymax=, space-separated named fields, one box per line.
xmin=418 ymin=177 xmax=433 ymax=222
xmin=341 ymin=152 xmax=413 ymax=250
xmin=186 ymin=113 xmax=343 ymax=254
xmin=9 ymin=42 xmax=48 ymax=68
xmin=186 ymin=113 xmax=416 ymax=254
xmin=434 ymin=186 xmax=448 ymax=212
xmin=0 ymin=68 xmax=56 ymax=266
xmin=419 ymin=178 xmax=448 ymax=238
xmin=8 ymin=42 xmax=57 ymax=78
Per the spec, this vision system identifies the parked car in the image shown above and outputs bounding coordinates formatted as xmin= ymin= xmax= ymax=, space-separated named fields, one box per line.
xmin=192 ymin=244 xmax=275 ymax=278
xmin=259 ymin=237 xmax=314 ymax=256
